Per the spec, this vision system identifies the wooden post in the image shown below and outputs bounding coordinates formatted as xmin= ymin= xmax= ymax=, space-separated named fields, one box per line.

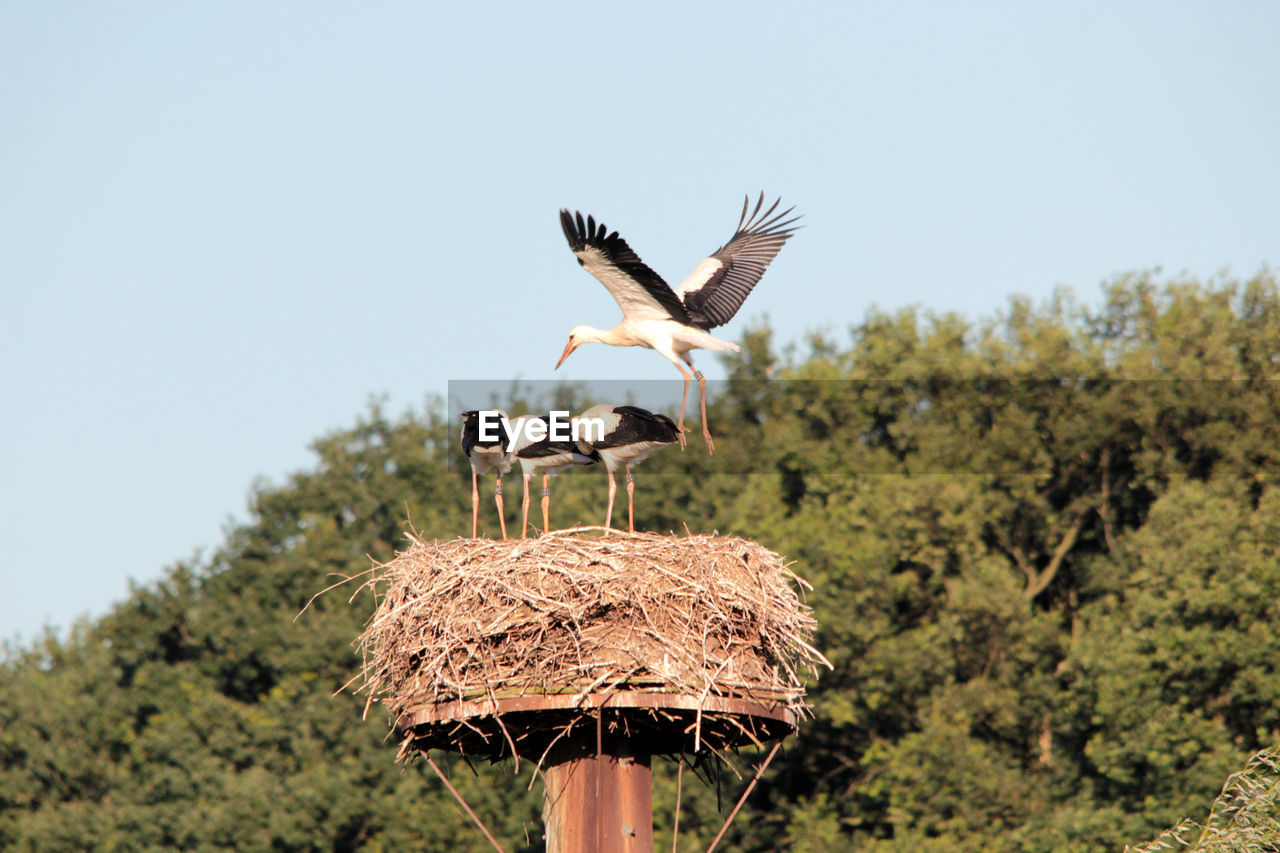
xmin=542 ymin=725 xmax=653 ymax=853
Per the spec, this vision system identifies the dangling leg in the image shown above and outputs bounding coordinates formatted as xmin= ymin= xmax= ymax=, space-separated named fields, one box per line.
xmin=672 ymin=361 xmax=692 ymax=450
xmin=626 ymin=464 xmax=636 ymax=534
xmin=693 ymin=367 xmax=714 ymax=454
xmin=493 ymin=474 xmax=507 ymax=540
xmin=604 ymin=466 xmax=617 ymax=533
xmin=470 ymin=466 xmax=480 ymax=538
xmin=541 ymin=473 xmax=551 ymax=535
xmin=521 ymin=474 xmax=531 ymax=539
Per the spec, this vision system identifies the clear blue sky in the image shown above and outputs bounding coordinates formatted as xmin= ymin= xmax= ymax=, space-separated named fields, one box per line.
xmin=2 ymin=2 xmax=1277 ymax=644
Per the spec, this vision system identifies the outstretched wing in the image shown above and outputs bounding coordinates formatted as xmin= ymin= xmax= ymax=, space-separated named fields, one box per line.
xmin=560 ymin=210 xmax=692 ymax=324
xmin=675 ymin=194 xmax=801 ymax=330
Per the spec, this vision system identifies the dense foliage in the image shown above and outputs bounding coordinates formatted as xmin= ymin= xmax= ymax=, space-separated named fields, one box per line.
xmin=3 ymin=272 xmax=1278 ymax=851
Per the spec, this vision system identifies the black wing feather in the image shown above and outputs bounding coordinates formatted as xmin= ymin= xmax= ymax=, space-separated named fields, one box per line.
xmin=515 ymin=416 xmax=600 ymax=460
xmin=591 ymin=406 xmax=681 ymax=450
xmin=680 ymin=193 xmax=801 ymax=330
xmin=560 ymin=209 xmax=692 ymax=324
xmin=518 ymin=440 xmax=583 ymax=458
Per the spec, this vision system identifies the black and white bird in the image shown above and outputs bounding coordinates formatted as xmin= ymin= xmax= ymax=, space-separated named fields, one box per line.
xmin=556 ymin=194 xmax=800 ymax=453
xmin=510 ymin=414 xmax=599 ymax=538
xmin=459 ymin=409 xmax=513 ymax=539
xmin=574 ymin=404 xmax=680 ymax=534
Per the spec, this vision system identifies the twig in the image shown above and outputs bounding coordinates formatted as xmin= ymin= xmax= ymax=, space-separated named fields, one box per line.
xmin=672 ymin=759 xmax=684 ymax=853
xmin=705 ymin=742 xmax=782 ymax=853
xmin=423 ymin=752 xmax=508 ymax=853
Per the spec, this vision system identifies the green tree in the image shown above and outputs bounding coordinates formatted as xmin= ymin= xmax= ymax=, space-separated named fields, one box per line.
xmin=2 ymin=272 xmax=1278 ymax=851
xmin=0 ymin=402 xmax=543 ymax=851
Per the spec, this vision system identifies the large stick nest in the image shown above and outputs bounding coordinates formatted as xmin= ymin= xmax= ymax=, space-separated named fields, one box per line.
xmin=354 ymin=528 xmax=829 ymax=761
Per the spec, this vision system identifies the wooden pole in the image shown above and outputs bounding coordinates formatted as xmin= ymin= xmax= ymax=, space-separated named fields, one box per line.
xmin=542 ymin=725 xmax=653 ymax=853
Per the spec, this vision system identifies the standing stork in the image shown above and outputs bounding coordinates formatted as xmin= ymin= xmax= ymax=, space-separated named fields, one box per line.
xmin=459 ymin=409 xmax=513 ymax=539
xmin=510 ymin=414 xmax=599 ymax=538
xmin=575 ymin=404 xmax=680 ymax=534
xmin=556 ymin=193 xmax=800 ymax=453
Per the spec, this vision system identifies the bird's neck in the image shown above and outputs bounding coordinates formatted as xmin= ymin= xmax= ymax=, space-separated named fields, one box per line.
xmin=586 ymin=324 xmax=640 ymax=347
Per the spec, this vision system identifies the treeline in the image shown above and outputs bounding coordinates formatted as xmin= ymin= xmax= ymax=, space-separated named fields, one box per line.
xmin=2 ymin=272 xmax=1278 ymax=851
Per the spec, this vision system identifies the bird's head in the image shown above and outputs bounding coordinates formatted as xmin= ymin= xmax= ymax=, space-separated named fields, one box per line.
xmin=555 ymin=325 xmax=596 ymax=369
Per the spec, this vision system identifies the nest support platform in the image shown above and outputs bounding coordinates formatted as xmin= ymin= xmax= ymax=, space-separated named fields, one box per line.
xmin=399 ymin=689 xmax=797 ymax=761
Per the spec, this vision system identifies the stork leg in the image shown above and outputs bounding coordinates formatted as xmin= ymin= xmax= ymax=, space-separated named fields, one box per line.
xmin=604 ymin=466 xmax=617 ymax=533
xmin=494 ymin=475 xmax=507 ymax=540
xmin=626 ymin=464 xmax=636 ymax=534
xmin=541 ymin=473 xmax=551 ymax=536
xmin=693 ymin=367 xmax=714 ymax=453
xmin=673 ymin=362 xmax=692 ymax=450
xmin=521 ymin=474 xmax=531 ymax=539
xmin=471 ymin=466 xmax=480 ymax=538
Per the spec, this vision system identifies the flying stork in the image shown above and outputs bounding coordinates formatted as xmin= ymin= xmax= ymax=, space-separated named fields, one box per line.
xmin=574 ymin=404 xmax=680 ymax=534
xmin=459 ymin=409 xmax=513 ymax=539
xmin=556 ymin=193 xmax=800 ymax=453
xmin=510 ymin=414 xmax=599 ymax=538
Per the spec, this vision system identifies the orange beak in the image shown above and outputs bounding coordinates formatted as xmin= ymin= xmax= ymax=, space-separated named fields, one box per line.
xmin=555 ymin=340 xmax=578 ymax=370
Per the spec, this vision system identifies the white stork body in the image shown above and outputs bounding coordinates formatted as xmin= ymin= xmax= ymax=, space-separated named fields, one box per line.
xmin=510 ymin=414 xmax=599 ymax=538
xmin=556 ymin=194 xmax=800 ymax=453
xmin=575 ymin=404 xmax=680 ymax=533
xmin=459 ymin=409 xmax=514 ymax=539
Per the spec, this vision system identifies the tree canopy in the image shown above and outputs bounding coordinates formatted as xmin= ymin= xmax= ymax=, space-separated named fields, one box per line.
xmin=3 ymin=271 xmax=1278 ymax=851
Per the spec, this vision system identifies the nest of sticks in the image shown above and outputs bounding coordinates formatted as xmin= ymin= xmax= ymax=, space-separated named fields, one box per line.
xmin=353 ymin=528 xmax=829 ymax=763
